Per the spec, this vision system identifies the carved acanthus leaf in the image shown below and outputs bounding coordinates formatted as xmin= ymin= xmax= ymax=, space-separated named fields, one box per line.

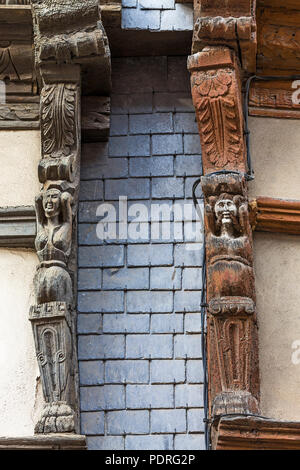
xmin=41 ymin=84 xmax=76 ymax=157
xmin=193 ymin=71 xmax=242 ymax=168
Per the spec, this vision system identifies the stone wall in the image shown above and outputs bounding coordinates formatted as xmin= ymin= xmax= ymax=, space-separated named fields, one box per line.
xmin=77 ymin=56 xmax=205 ymax=450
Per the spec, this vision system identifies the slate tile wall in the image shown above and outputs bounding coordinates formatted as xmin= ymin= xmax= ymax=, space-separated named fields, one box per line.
xmin=122 ymin=0 xmax=193 ymax=31
xmin=78 ymin=56 xmax=205 ymax=450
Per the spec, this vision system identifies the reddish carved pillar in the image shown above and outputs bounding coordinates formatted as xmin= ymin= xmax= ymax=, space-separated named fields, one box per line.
xmin=188 ymin=47 xmax=260 ymax=423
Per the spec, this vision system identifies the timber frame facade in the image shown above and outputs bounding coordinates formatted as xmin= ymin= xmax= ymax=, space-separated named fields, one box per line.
xmin=1 ymin=0 xmax=300 ymax=450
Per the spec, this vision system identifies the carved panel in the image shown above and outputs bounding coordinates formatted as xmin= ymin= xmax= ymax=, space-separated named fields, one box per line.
xmin=202 ymin=173 xmax=260 ymax=418
xmin=188 ymin=48 xmax=247 ymax=174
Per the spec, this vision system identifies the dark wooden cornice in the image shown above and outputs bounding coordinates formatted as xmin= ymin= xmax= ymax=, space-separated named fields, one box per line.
xmin=0 ymin=206 xmax=36 ymax=248
xmin=213 ymin=415 xmax=300 ymax=450
xmin=250 ymin=197 xmax=300 ymax=235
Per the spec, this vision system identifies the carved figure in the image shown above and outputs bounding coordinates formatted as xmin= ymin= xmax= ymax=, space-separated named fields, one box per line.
xmin=201 ymin=174 xmax=259 ymax=417
xmin=205 ymin=192 xmax=254 ymax=300
xmin=34 ymin=188 xmax=73 ymax=305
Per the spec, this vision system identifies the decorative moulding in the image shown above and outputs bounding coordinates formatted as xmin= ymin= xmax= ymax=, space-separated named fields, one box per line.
xmin=213 ymin=415 xmax=300 ymax=450
xmin=250 ymin=197 xmax=300 ymax=235
xmin=0 ymin=206 xmax=36 ymax=248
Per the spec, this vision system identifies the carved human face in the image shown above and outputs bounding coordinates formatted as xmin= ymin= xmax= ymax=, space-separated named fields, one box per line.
xmin=214 ymin=198 xmax=237 ymax=226
xmin=43 ymin=189 xmax=61 ymax=218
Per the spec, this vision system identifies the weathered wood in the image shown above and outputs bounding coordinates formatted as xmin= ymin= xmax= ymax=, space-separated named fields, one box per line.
xmin=249 ymin=80 xmax=300 ymax=119
xmin=213 ymin=415 xmax=300 ymax=450
xmin=0 ymin=434 xmax=86 ymax=450
xmin=100 ymin=2 xmax=121 ymax=30
xmin=188 ymin=37 xmax=260 ymax=437
xmin=30 ymin=0 xmax=111 ymax=435
xmin=192 ymin=0 xmax=257 ymax=72
xmin=0 ymin=98 xmax=111 ymax=139
xmin=82 ymin=96 xmax=110 ymax=142
xmin=0 ymin=206 xmax=36 ymax=248
xmin=257 ymin=5 xmax=300 ymax=75
xmin=250 ymin=197 xmax=300 ymax=235
xmin=0 ymin=103 xmax=39 ymax=129
xmin=201 ymin=173 xmax=260 ymax=418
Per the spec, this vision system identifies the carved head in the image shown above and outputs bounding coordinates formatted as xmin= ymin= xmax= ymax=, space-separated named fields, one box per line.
xmin=43 ymin=188 xmax=61 ymax=218
xmin=208 ymin=193 xmax=245 ymax=235
xmin=214 ymin=197 xmax=238 ymax=226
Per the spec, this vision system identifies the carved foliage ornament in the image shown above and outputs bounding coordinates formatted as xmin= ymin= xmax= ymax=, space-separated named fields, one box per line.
xmin=192 ymin=70 xmax=242 ymax=169
xmin=188 ymin=48 xmax=247 ymax=175
xmin=40 ymin=84 xmax=78 ymax=183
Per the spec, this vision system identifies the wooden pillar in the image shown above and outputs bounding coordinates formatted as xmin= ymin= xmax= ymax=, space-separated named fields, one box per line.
xmin=188 ymin=1 xmax=259 ymax=447
xmin=30 ymin=0 xmax=111 ymax=434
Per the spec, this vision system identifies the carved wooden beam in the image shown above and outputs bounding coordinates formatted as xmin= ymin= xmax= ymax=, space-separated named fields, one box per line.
xmin=249 ymin=79 xmax=300 ymax=120
xmin=213 ymin=415 xmax=300 ymax=450
xmin=188 ymin=44 xmax=260 ymax=447
xmin=29 ymin=0 xmax=111 ymax=436
xmin=0 ymin=434 xmax=86 ymax=450
xmin=192 ymin=0 xmax=257 ymax=73
xmin=0 ymin=206 xmax=36 ymax=247
xmin=0 ymin=97 xmax=111 ymax=140
xmin=250 ymin=197 xmax=300 ymax=235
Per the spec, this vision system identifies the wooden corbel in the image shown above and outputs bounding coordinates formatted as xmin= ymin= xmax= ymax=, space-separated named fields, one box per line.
xmin=29 ymin=0 xmax=111 ymax=435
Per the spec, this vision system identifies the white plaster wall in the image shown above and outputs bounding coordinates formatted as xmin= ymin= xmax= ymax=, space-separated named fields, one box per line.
xmin=0 ymin=130 xmax=40 ymax=207
xmin=250 ymin=116 xmax=300 ymax=421
xmin=0 ymin=248 xmax=43 ymax=437
xmin=248 ymin=117 xmax=300 ymax=200
xmin=254 ymin=233 xmax=300 ymax=421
